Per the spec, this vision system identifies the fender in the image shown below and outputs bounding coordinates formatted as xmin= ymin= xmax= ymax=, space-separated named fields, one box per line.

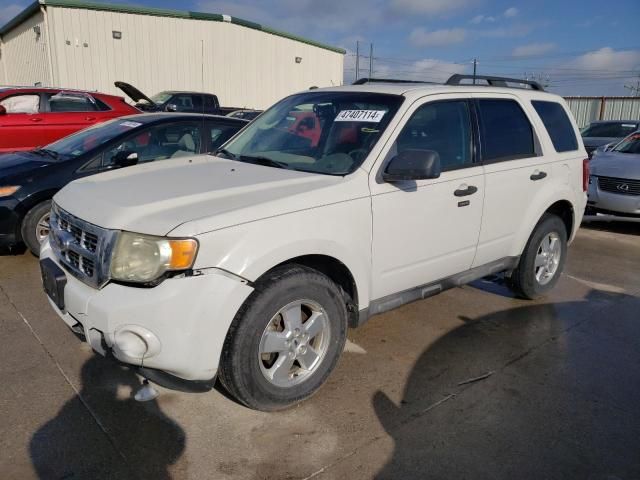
xmin=509 ymin=185 xmax=578 ymax=258
xmin=192 ymin=197 xmax=373 ymax=309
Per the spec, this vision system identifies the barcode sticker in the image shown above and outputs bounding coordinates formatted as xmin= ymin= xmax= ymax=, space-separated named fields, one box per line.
xmin=335 ymin=110 xmax=386 ymax=122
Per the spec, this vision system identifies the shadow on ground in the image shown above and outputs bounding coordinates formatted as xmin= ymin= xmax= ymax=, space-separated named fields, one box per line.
xmin=372 ymin=289 xmax=640 ymax=479
xmin=29 ymin=355 xmax=186 ymax=479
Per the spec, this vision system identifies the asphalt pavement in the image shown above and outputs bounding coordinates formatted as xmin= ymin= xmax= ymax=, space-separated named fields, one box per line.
xmin=1 ymin=217 xmax=639 ymax=480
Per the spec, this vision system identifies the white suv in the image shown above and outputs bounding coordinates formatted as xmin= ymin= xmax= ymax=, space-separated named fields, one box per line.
xmin=40 ymin=75 xmax=588 ymax=411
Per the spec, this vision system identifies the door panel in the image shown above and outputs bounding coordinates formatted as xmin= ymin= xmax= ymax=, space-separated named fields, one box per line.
xmin=369 ymin=95 xmax=484 ymax=300
xmin=471 ymin=93 xmax=553 ymax=266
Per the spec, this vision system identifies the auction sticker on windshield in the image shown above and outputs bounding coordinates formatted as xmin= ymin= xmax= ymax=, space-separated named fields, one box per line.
xmin=335 ymin=110 xmax=386 ymax=122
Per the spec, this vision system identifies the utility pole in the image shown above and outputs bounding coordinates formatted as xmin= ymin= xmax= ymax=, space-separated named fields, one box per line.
xmin=369 ymin=43 xmax=373 ymax=78
xmin=624 ymin=76 xmax=640 ymax=95
xmin=472 ymin=58 xmax=477 ymax=84
xmin=355 ymin=41 xmax=360 ymax=81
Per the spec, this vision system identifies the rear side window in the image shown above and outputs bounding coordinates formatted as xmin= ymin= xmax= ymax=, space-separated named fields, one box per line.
xmin=477 ymin=99 xmax=535 ymax=162
xmin=532 ymin=101 xmax=578 ymax=152
xmin=47 ymin=93 xmax=98 ymax=112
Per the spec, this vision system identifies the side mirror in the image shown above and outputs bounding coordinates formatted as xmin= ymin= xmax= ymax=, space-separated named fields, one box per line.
xmin=0 ymin=105 xmax=6 ymax=115
xmin=165 ymin=103 xmax=178 ymax=112
xmin=112 ymin=150 xmax=138 ymax=168
xmin=382 ymin=149 xmax=441 ymax=182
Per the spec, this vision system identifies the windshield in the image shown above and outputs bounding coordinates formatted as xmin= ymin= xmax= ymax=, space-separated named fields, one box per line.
xmin=46 ymin=118 xmax=145 ymax=159
xmin=613 ymin=132 xmax=640 ymax=154
xmin=220 ymin=91 xmax=404 ymax=175
xmin=150 ymin=92 xmax=172 ymax=104
xmin=581 ymin=122 xmax=638 ymax=138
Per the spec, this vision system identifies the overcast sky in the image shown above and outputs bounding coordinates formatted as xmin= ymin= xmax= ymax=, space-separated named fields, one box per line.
xmin=1 ymin=0 xmax=639 ymax=95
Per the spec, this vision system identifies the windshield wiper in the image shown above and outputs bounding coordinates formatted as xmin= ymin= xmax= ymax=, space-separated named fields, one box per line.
xmin=32 ymin=148 xmax=60 ymax=160
xmin=238 ymin=155 xmax=290 ymax=170
xmin=213 ymin=148 xmax=237 ymax=159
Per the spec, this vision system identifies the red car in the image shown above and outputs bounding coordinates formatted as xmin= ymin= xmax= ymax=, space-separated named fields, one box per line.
xmin=0 ymin=87 xmax=139 ymax=153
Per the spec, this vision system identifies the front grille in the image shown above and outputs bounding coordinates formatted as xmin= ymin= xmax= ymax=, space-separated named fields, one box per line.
xmin=597 ymin=176 xmax=640 ymax=196
xmin=49 ymin=204 xmax=116 ymax=288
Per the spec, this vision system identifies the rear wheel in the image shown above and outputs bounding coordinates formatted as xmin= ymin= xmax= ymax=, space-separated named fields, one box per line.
xmin=507 ymin=213 xmax=567 ymax=300
xmin=219 ymin=264 xmax=348 ymax=411
xmin=21 ymin=200 xmax=52 ymax=256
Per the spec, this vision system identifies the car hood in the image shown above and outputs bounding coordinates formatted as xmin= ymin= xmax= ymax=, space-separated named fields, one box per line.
xmin=590 ymin=151 xmax=640 ymax=181
xmin=582 ymin=137 xmax=619 ymax=148
xmin=0 ymin=151 xmax=54 ymax=180
xmin=114 ymin=81 xmax=155 ymax=106
xmin=54 ymin=155 xmax=366 ymax=236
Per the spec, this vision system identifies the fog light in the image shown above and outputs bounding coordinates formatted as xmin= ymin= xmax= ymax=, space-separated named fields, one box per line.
xmin=113 ymin=326 xmax=161 ymax=360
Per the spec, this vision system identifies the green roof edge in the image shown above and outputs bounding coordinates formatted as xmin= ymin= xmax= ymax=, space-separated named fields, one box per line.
xmin=0 ymin=0 xmax=346 ymax=54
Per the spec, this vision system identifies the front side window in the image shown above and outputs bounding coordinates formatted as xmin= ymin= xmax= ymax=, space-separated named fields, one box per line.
xmin=612 ymin=132 xmax=640 ymax=154
xmin=103 ymin=122 xmax=202 ymax=166
xmin=221 ymin=91 xmax=404 ymax=175
xmin=46 ymin=92 xmax=98 ymax=112
xmin=394 ymin=100 xmax=472 ymax=171
xmin=532 ymin=100 xmax=578 ymax=153
xmin=478 ymin=99 xmax=536 ymax=162
xmin=170 ymin=94 xmax=202 ymax=112
xmin=0 ymin=94 xmax=40 ymax=113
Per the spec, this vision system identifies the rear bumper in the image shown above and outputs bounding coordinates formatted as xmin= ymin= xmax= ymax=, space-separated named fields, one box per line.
xmin=587 ymin=179 xmax=640 ymax=216
xmin=41 ymin=239 xmax=254 ymax=381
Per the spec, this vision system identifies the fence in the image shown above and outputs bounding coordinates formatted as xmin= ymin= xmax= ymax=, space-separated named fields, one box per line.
xmin=564 ymin=96 xmax=640 ymax=128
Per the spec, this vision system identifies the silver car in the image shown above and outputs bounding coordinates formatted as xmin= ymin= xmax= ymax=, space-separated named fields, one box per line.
xmin=587 ymin=131 xmax=640 ymax=217
xmin=581 ymin=120 xmax=639 ymax=157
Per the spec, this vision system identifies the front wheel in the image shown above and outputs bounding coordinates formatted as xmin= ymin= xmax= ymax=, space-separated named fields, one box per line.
xmin=21 ymin=200 xmax=52 ymax=256
xmin=219 ymin=265 xmax=348 ymax=411
xmin=507 ymin=213 xmax=567 ymax=300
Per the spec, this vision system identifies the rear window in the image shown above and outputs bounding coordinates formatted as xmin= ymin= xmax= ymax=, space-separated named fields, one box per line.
xmin=532 ymin=101 xmax=578 ymax=152
xmin=581 ymin=122 xmax=638 ymax=138
xmin=477 ymin=99 xmax=536 ymax=162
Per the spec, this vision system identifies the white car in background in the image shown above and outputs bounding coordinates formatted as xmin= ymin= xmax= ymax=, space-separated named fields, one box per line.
xmin=40 ymin=75 xmax=587 ymax=411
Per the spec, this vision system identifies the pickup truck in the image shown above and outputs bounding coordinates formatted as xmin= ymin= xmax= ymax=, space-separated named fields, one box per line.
xmin=40 ymin=75 xmax=588 ymax=411
xmin=115 ymin=81 xmax=238 ymax=116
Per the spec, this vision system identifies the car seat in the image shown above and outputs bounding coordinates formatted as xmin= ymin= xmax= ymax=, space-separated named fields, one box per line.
xmin=171 ymin=132 xmax=197 ymax=157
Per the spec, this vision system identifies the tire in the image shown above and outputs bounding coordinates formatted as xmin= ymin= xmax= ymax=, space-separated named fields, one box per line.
xmin=507 ymin=213 xmax=567 ymax=300
xmin=21 ymin=200 xmax=53 ymax=256
xmin=219 ymin=264 xmax=348 ymax=411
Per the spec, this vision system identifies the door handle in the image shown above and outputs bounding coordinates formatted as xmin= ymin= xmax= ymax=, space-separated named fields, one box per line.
xmin=454 ymin=185 xmax=478 ymax=197
xmin=29 ymin=117 xmax=43 ymax=122
xmin=85 ymin=116 xmax=96 ymax=121
xmin=530 ymin=170 xmax=547 ymax=181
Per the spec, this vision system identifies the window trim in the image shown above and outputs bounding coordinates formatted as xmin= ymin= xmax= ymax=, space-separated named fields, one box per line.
xmin=474 ymin=97 xmax=541 ymax=164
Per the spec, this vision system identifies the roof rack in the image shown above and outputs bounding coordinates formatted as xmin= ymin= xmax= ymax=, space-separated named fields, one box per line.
xmin=445 ymin=74 xmax=545 ymax=91
xmin=353 ymin=78 xmax=438 ymax=85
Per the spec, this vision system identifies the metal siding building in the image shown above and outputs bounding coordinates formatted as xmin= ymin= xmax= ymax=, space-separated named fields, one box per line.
xmin=0 ymin=0 xmax=345 ymax=109
xmin=564 ymin=96 xmax=640 ymax=128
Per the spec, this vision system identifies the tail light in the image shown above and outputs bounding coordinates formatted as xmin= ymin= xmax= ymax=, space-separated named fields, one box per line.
xmin=582 ymin=158 xmax=589 ymax=192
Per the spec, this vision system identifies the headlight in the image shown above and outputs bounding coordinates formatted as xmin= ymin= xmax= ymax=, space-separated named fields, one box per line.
xmin=110 ymin=231 xmax=199 ymax=283
xmin=0 ymin=186 xmax=20 ymax=197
